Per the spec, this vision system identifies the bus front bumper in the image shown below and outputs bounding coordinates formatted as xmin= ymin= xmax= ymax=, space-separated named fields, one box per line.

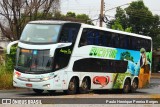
xmin=13 ymin=76 xmax=65 ymax=90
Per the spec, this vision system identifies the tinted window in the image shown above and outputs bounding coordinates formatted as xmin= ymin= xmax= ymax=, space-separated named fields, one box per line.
xmin=73 ymin=58 xmax=128 ymax=73
xmin=79 ymin=28 xmax=151 ymax=51
xmin=59 ymin=23 xmax=81 ymax=43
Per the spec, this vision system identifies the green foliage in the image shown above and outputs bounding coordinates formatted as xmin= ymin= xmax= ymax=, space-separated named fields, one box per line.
xmin=124 ymin=27 xmax=132 ymax=32
xmin=53 ymin=11 xmax=94 ymax=25
xmin=111 ymin=18 xmax=132 ymax=32
xmin=66 ymin=12 xmax=76 ymax=18
xmin=152 ymin=35 xmax=160 ymax=49
xmin=0 ymin=46 xmax=16 ymax=89
xmin=125 ymin=0 xmax=159 ymax=36
xmin=111 ymin=19 xmax=124 ymax=31
xmin=76 ymin=14 xmax=94 ymax=25
xmin=0 ymin=64 xmax=13 ymax=89
xmin=107 ymin=0 xmax=160 ymax=49
xmin=5 ymin=46 xmax=17 ymax=71
xmin=120 ymin=51 xmax=134 ymax=62
xmin=115 ymin=7 xmax=128 ymax=29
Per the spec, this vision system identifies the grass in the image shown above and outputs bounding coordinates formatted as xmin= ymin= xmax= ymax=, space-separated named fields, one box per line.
xmin=0 ymin=64 xmax=14 ymax=89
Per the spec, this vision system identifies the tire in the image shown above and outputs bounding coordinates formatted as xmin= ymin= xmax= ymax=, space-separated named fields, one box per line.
xmin=79 ymin=78 xmax=90 ymax=94
xmin=33 ymin=89 xmax=44 ymax=94
xmin=47 ymin=90 xmax=56 ymax=94
xmin=131 ymin=79 xmax=138 ymax=93
xmin=64 ymin=77 xmax=78 ymax=95
xmin=123 ymin=79 xmax=131 ymax=93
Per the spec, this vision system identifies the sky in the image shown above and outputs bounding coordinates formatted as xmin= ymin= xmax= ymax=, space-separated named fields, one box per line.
xmin=61 ymin=0 xmax=160 ymax=26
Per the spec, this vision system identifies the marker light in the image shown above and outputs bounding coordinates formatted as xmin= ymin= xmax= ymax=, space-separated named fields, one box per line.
xmin=14 ymin=71 xmax=21 ymax=78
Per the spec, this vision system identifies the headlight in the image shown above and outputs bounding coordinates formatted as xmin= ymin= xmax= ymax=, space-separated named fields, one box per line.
xmin=42 ymin=76 xmax=54 ymax=81
xmin=42 ymin=77 xmax=50 ymax=81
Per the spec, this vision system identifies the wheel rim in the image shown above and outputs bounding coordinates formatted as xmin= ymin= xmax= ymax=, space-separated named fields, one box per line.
xmin=81 ymin=79 xmax=88 ymax=90
xmin=124 ymin=80 xmax=130 ymax=93
xmin=68 ymin=78 xmax=76 ymax=91
xmin=132 ymin=81 xmax=138 ymax=89
xmin=124 ymin=84 xmax=129 ymax=92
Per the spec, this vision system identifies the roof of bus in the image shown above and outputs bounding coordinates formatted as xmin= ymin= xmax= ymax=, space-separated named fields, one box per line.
xmin=81 ymin=23 xmax=152 ymax=40
xmin=29 ymin=20 xmax=79 ymax=24
xmin=28 ymin=20 xmax=151 ymax=40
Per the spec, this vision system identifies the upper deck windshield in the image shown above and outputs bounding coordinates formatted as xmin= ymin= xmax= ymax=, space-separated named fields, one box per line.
xmin=20 ymin=24 xmax=61 ymax=43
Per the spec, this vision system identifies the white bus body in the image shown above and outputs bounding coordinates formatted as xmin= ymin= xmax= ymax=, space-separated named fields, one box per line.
xmin=8 ymin=20 xmax=152 ymax=94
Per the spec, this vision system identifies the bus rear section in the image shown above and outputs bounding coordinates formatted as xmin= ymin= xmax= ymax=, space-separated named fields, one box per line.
xmin=72 ymin=26 xmax=152 ymax=93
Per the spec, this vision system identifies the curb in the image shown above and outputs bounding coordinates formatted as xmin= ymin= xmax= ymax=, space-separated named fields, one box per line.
xmin=151 ymin=73 xmax=160 ymax=79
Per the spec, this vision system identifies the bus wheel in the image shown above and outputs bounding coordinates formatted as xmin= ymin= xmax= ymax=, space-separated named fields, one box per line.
xmin=33 ymin=89 xmax=44 ymax=94
xmin=47 ymin=90 xmax=56 ymax=94
xmin=131 ymin=79 xmax=138 ymax=93
xmin=123 ymin=79 xmax=131 ymax=93
xmin=79 ymin=77 xmax=90 ymax=94
xmin=64 ymin=77 xmax=78 ymax=95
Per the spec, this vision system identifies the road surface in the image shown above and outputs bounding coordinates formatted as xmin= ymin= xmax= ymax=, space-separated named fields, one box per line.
xmin=0 ymin=78 xmax=160 ymax=107
xmin=0 ymin=78 xmax=160 ymax=98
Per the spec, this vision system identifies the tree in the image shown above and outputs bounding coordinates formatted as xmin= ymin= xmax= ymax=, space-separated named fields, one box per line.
xmin=115 ymin=7 xmax=128 ymax=29
xmin=107 ymin=0 xmax=160 ymax=49
xmin=52 ymin=11 xmax=94 ymax=25
xmin=0 ymin=0 xmax=60 ymax=41
xmin=125 ymin=0 xmax=160 ymax=36
xmin=76 ymin=14 xmax=94 ymax=25
xmin=111 ymin=18 xmax=132 ymax=32
xmin=66 ymin=12 xmax=76 ymax=18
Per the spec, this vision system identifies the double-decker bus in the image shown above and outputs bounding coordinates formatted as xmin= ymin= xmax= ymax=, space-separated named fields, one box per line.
xmin=7 ymin=20 xmax=152 ymax=94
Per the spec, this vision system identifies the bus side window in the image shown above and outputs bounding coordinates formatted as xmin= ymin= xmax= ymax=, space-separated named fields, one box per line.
xmin=109 ymin=33 xmax=119 ymax=48
xmin=94 ymin=30 xmax=99 ymax=45
xmin=87 ymin=31 xmax=94 ymax=45
xmin=128 ymin=36 xmax=133 ymax=50
xmin=79 ymin=30 xmax=87 ymax=47
xmin=102 ymin=35 xmax=107 ymax=46
xmin=119 ymin=34 xmax=127 ymax=49
xmin=132 ymin=37 xmax=137 ymax=50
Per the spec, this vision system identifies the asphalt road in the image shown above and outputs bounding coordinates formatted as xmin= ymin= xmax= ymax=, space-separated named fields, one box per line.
xmin=0 ymin=78 xmax=160 ymax=99
xmin=0 ymin=78 xmax=159 ymax=107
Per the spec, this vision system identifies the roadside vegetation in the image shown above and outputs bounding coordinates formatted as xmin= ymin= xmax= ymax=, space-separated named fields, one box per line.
xmin=0 ymin=46 xmax=16 ymax=89
xmin=0 ymin=65 xmax=13 ymax=89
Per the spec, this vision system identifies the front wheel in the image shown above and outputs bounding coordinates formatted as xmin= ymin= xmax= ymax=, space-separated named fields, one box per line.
xmin=64 ymin=77 xmax=78 ymax=95
xmin=123 ymin=79 xmax=131 ymax=93
xmin=33 ymin=89 xmax=44 ymax=94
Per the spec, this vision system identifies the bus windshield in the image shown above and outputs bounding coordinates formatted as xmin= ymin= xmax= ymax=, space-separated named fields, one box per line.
xmin=16 ymin=48 xmax=53 ymax=74
xmin=20 ymin=24 xmax=61 ymax=43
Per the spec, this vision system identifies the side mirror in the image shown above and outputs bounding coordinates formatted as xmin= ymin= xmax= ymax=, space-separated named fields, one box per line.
xmin=7 ymin=40 xmax=19 ymax=54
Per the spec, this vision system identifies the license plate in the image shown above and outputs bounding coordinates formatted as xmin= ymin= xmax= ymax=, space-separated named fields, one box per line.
xmin=26 ymin=83 xmax=32 ymax=87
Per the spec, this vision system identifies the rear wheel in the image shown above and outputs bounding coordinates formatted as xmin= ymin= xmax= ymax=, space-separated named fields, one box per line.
xmin=123 ymin=79 xmax=131 ymax=93
xmin=131 ymin=79 xmax=138 ymax=93
xmin=64 ymin=77 xmax=78 ymax=95
xmin=33 ymin=89 xmax=44 ymax=94
xmin=79 ymin=78 xmax=90 ymax=94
